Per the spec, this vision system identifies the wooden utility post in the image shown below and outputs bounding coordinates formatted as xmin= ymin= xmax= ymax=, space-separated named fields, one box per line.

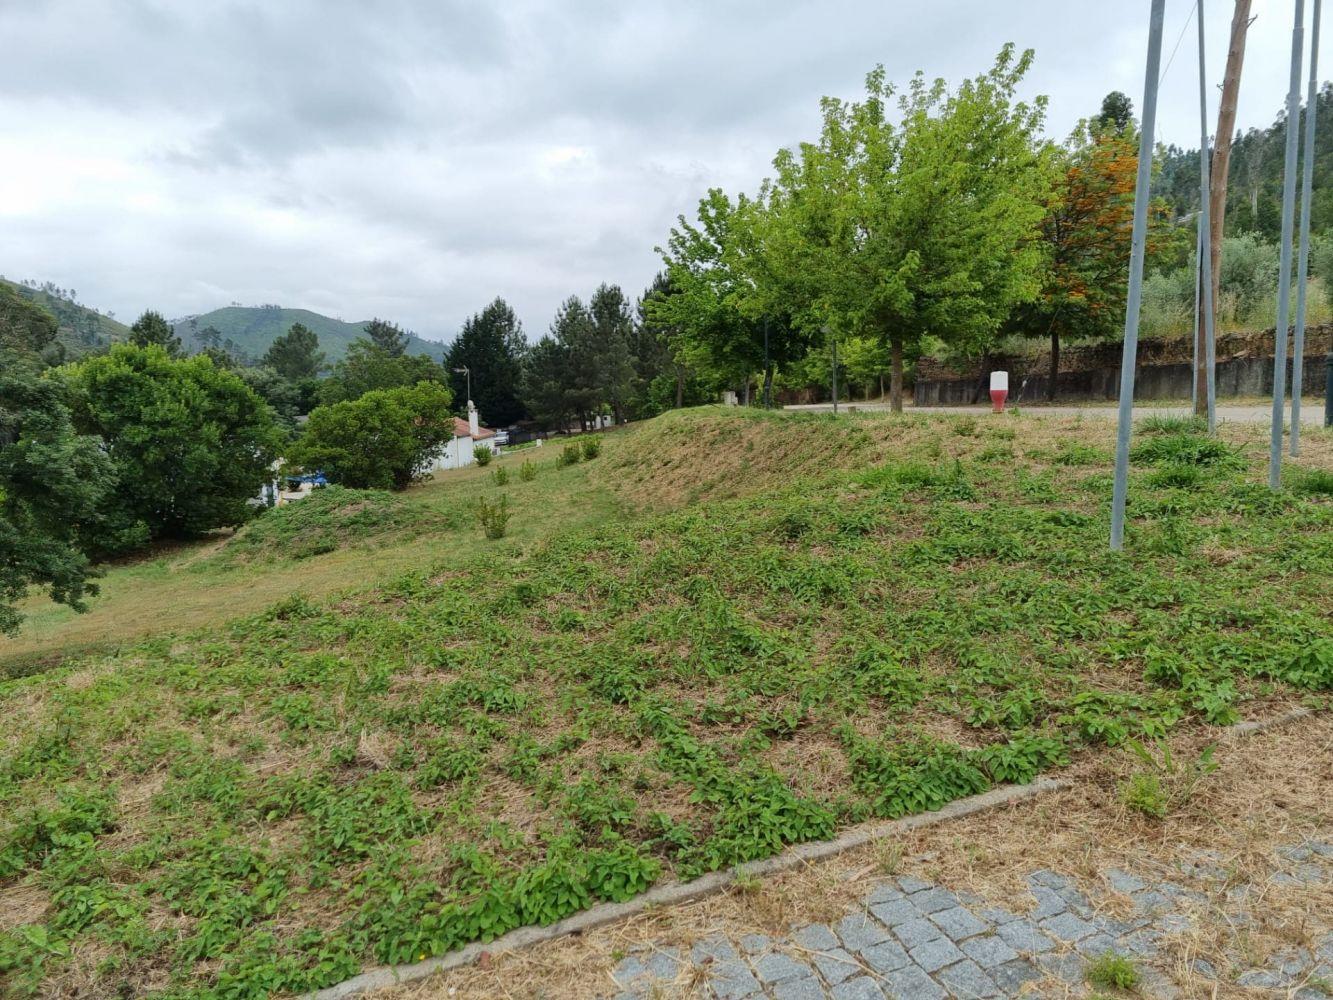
xmin=1199 ymin=0 xmax=1254 ymax=415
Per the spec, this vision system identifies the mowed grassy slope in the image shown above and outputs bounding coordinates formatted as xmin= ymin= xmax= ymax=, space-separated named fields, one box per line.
xmin=0 ymin=444 xmax=618 ymax=677
xmin=1 ymin=409 xmax=1331 ymax=998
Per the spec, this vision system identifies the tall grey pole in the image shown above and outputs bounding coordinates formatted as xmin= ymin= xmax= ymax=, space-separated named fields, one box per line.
xmin=1191 ymin=221 xmax=1203 ymax=413
xmin=1196 ymin=0 xmax=1218 ymax=433
xmin=1291 ymin=0 xmax=1322 ymax=454
xmin=1110 ymin=0 xmax=1167 ymax=552
xmin=1269 ymin=0 xmax=1306 ymax=489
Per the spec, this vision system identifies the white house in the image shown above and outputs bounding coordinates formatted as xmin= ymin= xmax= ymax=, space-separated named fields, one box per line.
xmin=430 ymin=401 xmax=498 ymax=472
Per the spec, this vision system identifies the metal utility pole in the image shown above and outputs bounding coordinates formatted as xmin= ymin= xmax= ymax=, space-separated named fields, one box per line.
xmin=1291 ymin=0 xmax=1322 ymax=454
xmin=453 ymin=365 xmax=471 ymax=404
xmin=1269 ymin=0 xmax=1305 ymax=490
xmin=1111 ymin=0 xmax=1166 ymax=552
xmin=1196 ymin=0 xmax=1218 ymax=433
xmin=1191 ymin=222 xmax=1203 ymax=413
xmin=1206 ymin=0 xmax=1254 ymax=365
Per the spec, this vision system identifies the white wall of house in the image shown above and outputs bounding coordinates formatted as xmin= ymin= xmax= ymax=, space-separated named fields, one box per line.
xmin=428 ymin=401 xmax=498 ymax=472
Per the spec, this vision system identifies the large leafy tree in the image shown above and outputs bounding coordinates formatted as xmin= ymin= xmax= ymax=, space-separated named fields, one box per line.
xmin=263 ymin=322 xmax=326 ymax=380
xmin=632 ymin=273 xmax=706 ymax=416
xmin=316 ymin=339 xmax=448 ymax=406
xmin=1007 ymin=124 xmax=1169 ymax=399
xmin=290 ymin=381 xmax=454 ymax=490
xmin=62 ymin=344 xmax=282 ymax=544
xmin=445 ymin=298 xmax=527 ymax=426
xmin=129 ymin=309 xmax=182 ymax=356
xmin=654 ymin=190 xmax=784 ymax=404
xmin=0 ymin=351 xmax=118 ymax=635
xmin=364 ymin=317 xmax=409 ymax=357
xmin=767 ymin=46 xmax=1051 ymax=410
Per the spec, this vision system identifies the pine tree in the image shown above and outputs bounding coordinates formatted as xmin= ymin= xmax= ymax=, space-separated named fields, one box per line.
xmin=129 ymin=310 xmax=182 ymax=356
xmin=445 ymin=298 xmax=528 ymax=426
xmin=263 ymin=322 xmax=326 ymax=380
xmin=364 ymin=318 xmax=409 ymax=356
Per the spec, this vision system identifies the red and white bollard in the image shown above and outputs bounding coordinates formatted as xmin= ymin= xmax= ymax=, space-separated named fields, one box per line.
xmin=989 ymin=371 xmax=1009 ymax=413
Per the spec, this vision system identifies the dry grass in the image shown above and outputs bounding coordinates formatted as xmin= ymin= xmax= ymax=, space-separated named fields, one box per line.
xmin=376 ymin=707 xmax=1331 ymax=1000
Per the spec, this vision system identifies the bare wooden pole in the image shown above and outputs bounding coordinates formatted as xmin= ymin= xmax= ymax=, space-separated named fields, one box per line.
xmin=1203 ymin=0 xmax=1254 ymax=412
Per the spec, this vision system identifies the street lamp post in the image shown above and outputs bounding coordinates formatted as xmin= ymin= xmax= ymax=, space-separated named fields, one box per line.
xmin=453 ymin=366 xmax=471 ymax=405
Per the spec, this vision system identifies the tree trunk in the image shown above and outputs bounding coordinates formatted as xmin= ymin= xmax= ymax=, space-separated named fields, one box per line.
xmin=762 ymin=361 xmax=774 ymax=408
xmin=1209 ymin=0 xmax=1253 ymax=344
xmin=741 ymin=380 xmax=750 ymax=407
xmin=889 ymin=336 xmax=904 ymax=413
xmin=1047 ymin=330 xmax=1060 ymax=402
xmin=879 ymin=372 xmax=885 ymax=401
xmin=675 ymin=366 xmax=685 ymax=408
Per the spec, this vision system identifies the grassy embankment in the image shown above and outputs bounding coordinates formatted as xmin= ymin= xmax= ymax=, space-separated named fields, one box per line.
xmin=1 ymin=408 xmax=1330 ymax=998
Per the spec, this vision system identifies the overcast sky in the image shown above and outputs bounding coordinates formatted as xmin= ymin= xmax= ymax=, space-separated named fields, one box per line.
xmin=0 ymin=0 xmax=1326 ymax=346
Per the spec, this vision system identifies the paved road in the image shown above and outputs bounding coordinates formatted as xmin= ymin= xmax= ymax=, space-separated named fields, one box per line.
xmin=607 ymin=840 xmax=1333 ymax=999
xmin=783 ymin=401 xmax=1329 ymax=425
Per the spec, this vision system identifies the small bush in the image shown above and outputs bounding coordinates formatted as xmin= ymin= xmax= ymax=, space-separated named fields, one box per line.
xmin=1131 ymin=432 xmax=1241 ymax=469
xmin=1139 ymin=414 xmax=1206 ymax=435
xmin=1118 ymin=772 xmax=1168 ymax=818
xmin=1118 ymin=740 xmax=1218 ymax=819
xmin=473 ymin=445 xmax=493 ymax=467
xmin=581 ymin=436 xmax=602 ymax=460
xmin=1293 ymin=467 xmax=1333 ymax=496
xmin=1086 ymin=952 xmax=1140 ymax=991
xmin=477 ymin=495 xmax=511 ymax=539
xmin=519 ymin=460 xmax=537 ymax=482
xmin=492 ymin=466 xmax=509 ymax=486
xmin=557 ymin=443 xmax=582 ymax=468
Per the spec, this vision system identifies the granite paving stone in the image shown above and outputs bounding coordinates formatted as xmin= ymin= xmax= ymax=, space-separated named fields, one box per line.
xmin=752 ymin=952 xmax=814 ymax=985
xmin=995 ymin=920 xmax=1057 ymax=954
xmin=879 ymin=964 xmax=948 ymax=1000
xmin=773 ymin=977 xmax=826 ymax=1000
xmin=936 ymin=958 xmax=1002 ymax=999
xmin=988 ymin=958 xmax=1044 ymax=993
xmin=1040 ymin=911 xmax=1097 ymax=943
xmin=838 ymin=912 xmax=892 ymax=952
xmin=910 ymin=887 xmax=961 ymax=914
xmin=930 ymin=905 xmax=990 ymax=941
xmin=829 ymin=976 xmax=886 ymax=1000
xmin=868 ymin=897 xmax=920 ymax=927
xmin=707 ymin=959 xmax=763 ymax=1000
xmin=960 ymin=934 xmax=1020 ymax=969
xmin=860 ymin=939 xmax=911 ymax=974
xmin=909 ymin=936 xmax=966 ymax=973
xmin=810 ymin=947 xmax=861 ymax=986
xmin=792 ymin=923 xmax=840 ymax=952
xmin=892 ymin=916 xmax=945 ymax=950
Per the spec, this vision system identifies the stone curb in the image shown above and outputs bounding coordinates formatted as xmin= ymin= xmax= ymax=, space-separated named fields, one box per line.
xmin=304 ymin=779 xmax=1067 ymax=999
xmin=304 ymin=705 xmax=1322 ymax=999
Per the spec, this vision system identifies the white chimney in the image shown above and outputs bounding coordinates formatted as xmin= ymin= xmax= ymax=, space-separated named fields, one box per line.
xmin=467 ymin=400 xmax=480 ymax=439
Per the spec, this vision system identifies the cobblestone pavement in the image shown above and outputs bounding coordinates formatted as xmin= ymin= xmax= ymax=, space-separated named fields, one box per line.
xmin=607 ymin=841 xmax=1333 ymax=999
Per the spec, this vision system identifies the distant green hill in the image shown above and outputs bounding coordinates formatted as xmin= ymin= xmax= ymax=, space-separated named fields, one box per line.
xmin=0 ymin=277 xmax=131 ymax=356
xmin=171 ymin=306 xmax=448 ymax=363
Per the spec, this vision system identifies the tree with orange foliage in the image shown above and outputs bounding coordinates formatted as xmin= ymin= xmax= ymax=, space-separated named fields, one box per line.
xmin=1010 ymin=122 xmax=1170 ymax=400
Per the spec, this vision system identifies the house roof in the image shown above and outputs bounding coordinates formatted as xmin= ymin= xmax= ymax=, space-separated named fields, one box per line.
xmin=453 ymin=416 xmax=496 ymax=441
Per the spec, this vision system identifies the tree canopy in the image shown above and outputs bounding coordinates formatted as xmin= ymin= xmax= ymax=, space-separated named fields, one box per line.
xmin=62 ymin=344 xmax=282 ymax=545
xmin=316 ymin=339 xmax=448 ymax=407
xmin=291 ymin=381 xmax=454 ymax=490
xmin=0 ymin=351 xmax=118 ymax=634
xmin=364 ymin=318 xmax=409 ymax=357
xmin=263 ymin=322 xmax=325 ymax=380
xmin=129 ymin=309 xmax=182 ymax=356
xmin=445 ymin=298 xmax=527 ymax=426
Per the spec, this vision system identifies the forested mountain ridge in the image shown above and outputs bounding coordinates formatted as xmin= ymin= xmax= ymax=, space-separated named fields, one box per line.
xmin=1157 ymin=82 xmax=1333 ymax=237
xmin=0 ymin=277 xmax=131 ymax=355
xmin=170 ymin=305 xmax=448 ymax=363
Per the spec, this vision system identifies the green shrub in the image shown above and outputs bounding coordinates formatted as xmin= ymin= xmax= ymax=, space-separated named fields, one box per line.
xmin=1293 ymin=467 xmax=1333 ymax=496
xmin=1118 ymin=740 xmax=1217 ymax=819
xmin=1139 ymin=414 xmax=1206 ymax=435
xmin=1118 ymin=772 xmax=1168 ymax=818
xmin=477 ymin=495 xmax=511 ymax=540
xmin=557 ymin=443 xmax=582 ymax=468
xmin=1086 ymin=952 xmax=1140 ymax=991
xmin=473 ymin=445 xmax=493 ymax=467
xmin=519 ymin=460 xmax=537 ymax=482
xmin=1145 ymin=464 xmax=1206 ymax=489
xmin=1131 ymin=432 xmax=1241 ymax=468
xmin=492 ymin=466 xmax=509 ymax=486
xmin=581 ymin=436 xmax=602 ymax=460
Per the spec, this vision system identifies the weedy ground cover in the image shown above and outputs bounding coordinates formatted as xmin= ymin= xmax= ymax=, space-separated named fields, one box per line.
xmin=0 ymin=408 xmax=1329 ymax=998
